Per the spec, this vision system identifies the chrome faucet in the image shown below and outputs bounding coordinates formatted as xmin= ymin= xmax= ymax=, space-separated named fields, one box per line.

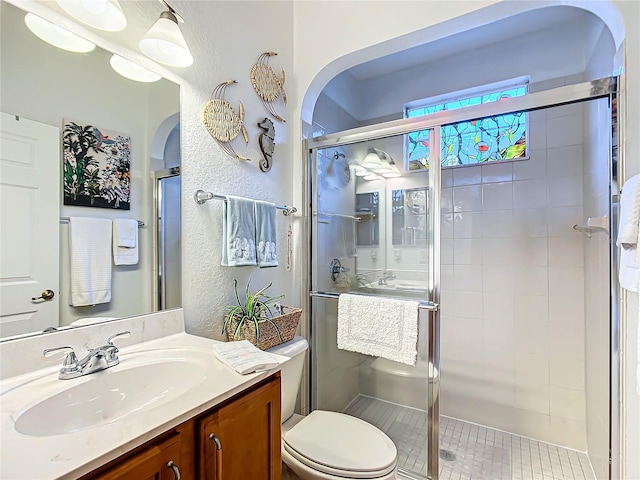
xmin=44 ymin=331 xmax=131 ymax=380
xmin=378 ymin=271 xmax=396 ymax=285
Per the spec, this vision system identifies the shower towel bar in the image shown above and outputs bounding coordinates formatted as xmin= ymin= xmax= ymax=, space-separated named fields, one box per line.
xmin=314 ymin=211 xmax=361 ymax=222
xmin=309 ymin=290 xmax=438 ymax=311
xmin=60 ymin=217 xmax=144 ymax=227
xmin=194 ymin=189 xmax=297 ymax=216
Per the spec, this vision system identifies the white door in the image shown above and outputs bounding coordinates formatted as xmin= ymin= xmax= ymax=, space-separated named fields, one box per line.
xmin=0 ymin=112 xmax=60 ymax=338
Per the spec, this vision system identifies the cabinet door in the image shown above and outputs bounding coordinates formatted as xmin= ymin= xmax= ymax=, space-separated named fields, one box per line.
xmin=200 ymin=375 xmax=282 ymax=480
xmin=93 ymin=432 xmax=183 ymax=480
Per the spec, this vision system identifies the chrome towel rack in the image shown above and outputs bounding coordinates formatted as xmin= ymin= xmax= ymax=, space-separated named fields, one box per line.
xmin=60 ymin=217 xmax=144 ymax=227
xmin=194 ymin=189 xmax=297 ymax=216
xmin=309 ymin=290 xmax=439 ymax=311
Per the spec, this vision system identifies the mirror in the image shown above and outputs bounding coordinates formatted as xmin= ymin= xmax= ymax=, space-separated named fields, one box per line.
xmin=355 ymin=192 xmax=379 ymax=246
xmin=0 ymin=1 xmax=181 ymax=339
xmin=391 ymin=187 xmax=428 ymax=245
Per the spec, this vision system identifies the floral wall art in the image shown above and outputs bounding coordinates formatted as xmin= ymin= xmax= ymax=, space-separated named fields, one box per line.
xmin=63 ymin=120 xmax=131 ymax=209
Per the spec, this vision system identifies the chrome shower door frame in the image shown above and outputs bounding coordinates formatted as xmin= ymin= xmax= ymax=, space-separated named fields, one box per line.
xmin=304 ymin=75 xmax=620 ymax=480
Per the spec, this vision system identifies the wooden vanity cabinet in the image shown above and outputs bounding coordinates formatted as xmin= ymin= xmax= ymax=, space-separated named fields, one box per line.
xmin=199 ymin=372 xmax=281 ymax=480
xmin=83 ymin=373 xmax=281 ymax=480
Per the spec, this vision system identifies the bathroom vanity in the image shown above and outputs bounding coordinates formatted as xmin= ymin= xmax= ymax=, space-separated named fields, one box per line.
xmin=0 ymin=311 xmax=284 ymax=480
xmin=82 ymin=373 xmax=281 ymax=479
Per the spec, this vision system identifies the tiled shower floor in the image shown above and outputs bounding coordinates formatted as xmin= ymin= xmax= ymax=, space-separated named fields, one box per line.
xmin=343 ymin=395 xmax=597 ymax=480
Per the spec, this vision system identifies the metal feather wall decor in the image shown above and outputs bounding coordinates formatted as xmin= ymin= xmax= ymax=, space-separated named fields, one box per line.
xmin=201 ymin=80 xmax=250 ymax=161
xmin=250 ymin=52 xmax=287 ymax=123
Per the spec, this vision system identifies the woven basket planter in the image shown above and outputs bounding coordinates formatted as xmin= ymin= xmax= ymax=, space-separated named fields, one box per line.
xmin=225 ymin=306 xmax=301 ymax=350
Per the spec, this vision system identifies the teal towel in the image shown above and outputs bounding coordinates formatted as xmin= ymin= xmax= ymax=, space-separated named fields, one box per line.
xmin=255 ymin=200 xmax=278 ymax=268
xmin=221 ymin=196 xmax=257 ymax=266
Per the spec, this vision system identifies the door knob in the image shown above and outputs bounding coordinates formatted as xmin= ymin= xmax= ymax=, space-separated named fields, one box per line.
xmin=32 ymin=289 xmax=55 ymax=301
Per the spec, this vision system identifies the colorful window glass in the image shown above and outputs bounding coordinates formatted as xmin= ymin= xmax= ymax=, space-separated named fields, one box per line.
xmin=406 ymin=85 xmax=528 ymax=169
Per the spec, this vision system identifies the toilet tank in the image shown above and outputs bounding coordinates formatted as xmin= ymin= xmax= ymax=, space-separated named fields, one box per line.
xmin=267 ymin=336 xmax=308 ymax=422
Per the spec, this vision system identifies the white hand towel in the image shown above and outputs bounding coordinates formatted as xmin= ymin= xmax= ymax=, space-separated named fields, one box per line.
xmin=112 ymin=219 xmax=139 ymax=265
xmin=337 ymin=293 xmax=419 ymax=366
xmin=617 ymin=175 xmax=640 ymax=292
xmin=69 ymin=217 xmax=112 ymax=307
xmin=212 ymin=340 xmax=279 ymax=375
xmin=221 ymin=196 xmax=257 ymax=266
xmin=255 ymin=200 xmax=278 ymax=268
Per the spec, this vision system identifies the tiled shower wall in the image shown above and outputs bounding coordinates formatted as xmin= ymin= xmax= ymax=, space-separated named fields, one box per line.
xmin=439 ymin=103 xmax=589 ymax=450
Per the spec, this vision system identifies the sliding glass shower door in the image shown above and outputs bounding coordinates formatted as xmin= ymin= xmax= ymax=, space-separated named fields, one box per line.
xmin=308 ymin=126 xmax=441 ymax=480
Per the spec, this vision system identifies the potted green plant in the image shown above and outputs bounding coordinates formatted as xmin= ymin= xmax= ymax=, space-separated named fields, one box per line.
xmin=222 ymin=279 xmax=301 ymax=350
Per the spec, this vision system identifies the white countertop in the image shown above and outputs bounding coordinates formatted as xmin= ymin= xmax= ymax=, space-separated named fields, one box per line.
xmin=0 ymin=332 xmax=285 ymax=480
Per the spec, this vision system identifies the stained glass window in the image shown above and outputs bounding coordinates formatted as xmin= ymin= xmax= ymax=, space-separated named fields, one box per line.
xmin=405 ymin=84 xmax=528 ymax=169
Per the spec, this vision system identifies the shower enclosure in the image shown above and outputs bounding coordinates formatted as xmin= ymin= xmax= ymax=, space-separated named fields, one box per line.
xmin=305 ymin=77 xmax=619 ymax=480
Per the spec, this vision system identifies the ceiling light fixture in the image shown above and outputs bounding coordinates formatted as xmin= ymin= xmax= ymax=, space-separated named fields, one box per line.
xmin=139 ymin=0 xmax=193 ymax=67
xmin=361 ymin=151 xmax=382 ymax=169
xmin=55 ymin=0 xmax=127 ymax=32
xmin=24 ymin=12 xmax=96 ymax=53
xmin=110 ymin=54 xmax=162 ymax=82
xmin=363 ymin=173 xmax=381 ymax=181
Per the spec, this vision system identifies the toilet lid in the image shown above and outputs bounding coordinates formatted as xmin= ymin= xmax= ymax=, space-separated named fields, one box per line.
xmin=283 ymin=410 xmax=397 ymax=478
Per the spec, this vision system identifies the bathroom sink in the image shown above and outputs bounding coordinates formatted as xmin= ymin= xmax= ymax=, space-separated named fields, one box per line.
xmin=359 ymin=280 xmax=428 ymax=297
xmin=9 ymin=350 xmax=210 ymax=437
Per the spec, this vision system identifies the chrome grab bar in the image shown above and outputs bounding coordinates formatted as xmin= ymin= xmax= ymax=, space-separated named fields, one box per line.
xmin=309 ymin=290 xmax=439 ymax=311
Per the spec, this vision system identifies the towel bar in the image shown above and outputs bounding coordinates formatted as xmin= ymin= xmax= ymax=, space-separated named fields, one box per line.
xmin=194 ymin=189 xmax=297 ymax=216
xmin=60 ymin=217 xmax=144 ymax=227
xmin=309 ymin=290 xmax=439 ymax=311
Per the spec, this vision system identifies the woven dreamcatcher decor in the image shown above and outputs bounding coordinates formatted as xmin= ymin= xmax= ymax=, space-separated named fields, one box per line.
xmin=250 ymin=52 xmax=287 ymax=123
xmin=201 ymin=80 xmax=250 ymax=161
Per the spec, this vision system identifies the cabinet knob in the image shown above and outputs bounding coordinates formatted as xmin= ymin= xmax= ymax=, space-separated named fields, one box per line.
xmin=167 ymin=460 xmax=181 ymax=480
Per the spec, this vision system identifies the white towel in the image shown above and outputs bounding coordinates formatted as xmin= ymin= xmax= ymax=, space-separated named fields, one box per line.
xmin=255 ymin=200 xmax=278 ymax=268
xmin=221 ymin=196 xmax=257 ymax=266
xmin=616 ymin=174 xmax=640 ymax=396
xmin=69 ymin=217 xmax=112 ymax=307
xmin=212 ymin=340 xmax=279 ymax=375
xmin=112 ymin=219 xmax=139 ymax=265
xmin=337 ymin=293 xmax=419 ymax=366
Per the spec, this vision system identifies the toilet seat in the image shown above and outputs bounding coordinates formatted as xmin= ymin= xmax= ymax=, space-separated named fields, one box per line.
xmin=283 ymin=410 xmax=397 ymax=479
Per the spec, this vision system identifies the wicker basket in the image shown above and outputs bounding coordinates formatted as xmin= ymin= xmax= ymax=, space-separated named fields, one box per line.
xmin=225 ymin=306 xmax=302 ymax=350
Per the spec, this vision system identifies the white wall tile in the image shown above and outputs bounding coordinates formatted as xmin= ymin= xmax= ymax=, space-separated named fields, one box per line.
xmin=453 ymin=165 xmax=481 ymax=186
xmin=482 ymin=237 xmax=514 ymax=265
xmin=483 ymin=292 xmax=514 ymax=322
xmin=515 ymin=295 xmax=549 ymax=326
xmin=441 ymin=213 xmax=454 ymax=239
xmin=483 ymin=265 xmax=515 ymax=294
xmin=449 ymin=316 xmax=483 ymax=348
xmin=441 ymin=187 xmax=454 ymax=213
xmin=529 ymin=119 xmax=547 ymax=150
xmin=548 ymin=267 xmax=585 ymax=298
xmin=514 ymin=265 xmax=548 ymax=296
xmin=514 ymin=179 xmax=548 ymax=209
xmin=513 ymin=208 xmax=548 ymax=237
xmin=482 ymin=211 xmax=513 ymax=238
xmin=441 ymin=168 xmax=453 ymax=188
xmin=548 ymin=237 xmax=584 ymax=268
xmin=481 ymin=162 xmax=513 ymax=183
xmin=453 ymin=212 xmax=482 ymax=238
xmin=439 ymin=290 xmax=455 ymax=316
xmin=547 ymin=175 xmax=583 ymax=207
xmin=549 ymin=295 xmax=585 ymax=330
xmin=513 ymin=152 xmax=546 ymax=180
xmin=515 ymin=323 xmax=549 ymax=355
xmin=547 ymin=206 xmax=584 ymax=237
xmin=546 ymin=115 xmax=583 ymax=148
xmin=513 ymin=237 xmax=548 ymax=266
xmin=516 ymin=352 xmax=550 ymax=386
xmin=441 ymin=264 xmax=454 ymax=290
xmin=550 ymin=326 xmax=585 ymax=361
xmin=549 ymin=417 xmax=587 ymax=451
xmin=454 ymin=265 xmax=483 ymax=292
xmin=454 ymin=238 xmax=483 ymax=265
xmin=483 ymin=182 xmax=513 ymax=210
xmin=550 ymin=358 xmax=585 ymax=391
xmin=547 ymin=144 xmax=584 ymax=177
xmin=441 ymin=238 xmax=454 ymax=265
xmin=484 ymin=319 xmax=514 ymax=352
xmin=453 ymin=184 xmax=482 ymax=212
xmin=454 ymin=291 xmax=483 ymax=318
xmin=516 ymin=383 xmax=550 ymax=415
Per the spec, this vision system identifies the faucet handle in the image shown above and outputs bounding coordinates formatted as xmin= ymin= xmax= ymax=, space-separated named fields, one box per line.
xmin=106 ymin=330 xmax=131 ymax=346
xmin=43 ymin=346 xmax=79 ymax=373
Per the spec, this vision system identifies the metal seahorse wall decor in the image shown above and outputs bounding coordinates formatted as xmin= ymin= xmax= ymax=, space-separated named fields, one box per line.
xmin=250 ymin=52 xmax=287 ymax=123
xmin=257 ymin=117 xmax=275 ymax=172
xmin=201 ymin=80 xmax=250 ymax=161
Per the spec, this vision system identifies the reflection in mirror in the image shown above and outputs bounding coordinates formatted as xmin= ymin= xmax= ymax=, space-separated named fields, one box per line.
xmin=391 ymin=188 xmax=428 ymax=245
xmin=0 ymin=1 xmax=181 ymax=339
xmin=355 ymin=192 xmax=379 ymax=246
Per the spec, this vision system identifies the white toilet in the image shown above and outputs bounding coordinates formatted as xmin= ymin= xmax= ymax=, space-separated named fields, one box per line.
xmin=268 ymin=336 xmax=398 ymax=480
